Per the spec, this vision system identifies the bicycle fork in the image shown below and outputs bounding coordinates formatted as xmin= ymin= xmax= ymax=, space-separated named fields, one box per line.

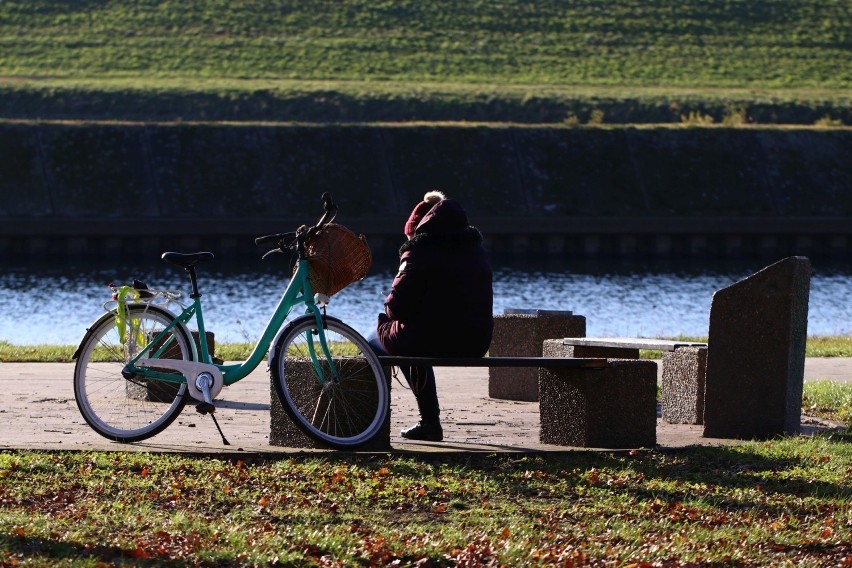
xmin=304 ymin=310 xmax=340 ymax=385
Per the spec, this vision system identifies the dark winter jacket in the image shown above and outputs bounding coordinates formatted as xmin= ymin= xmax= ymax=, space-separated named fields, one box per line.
xmin=377 ymin=199 xmax=493 ymax=357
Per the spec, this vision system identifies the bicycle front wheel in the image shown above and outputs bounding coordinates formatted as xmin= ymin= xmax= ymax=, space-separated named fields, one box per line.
xmin=270 ymin=315 xmax=388 ymax=449
xmin=73 ymin=304 xmax=192 ymax=443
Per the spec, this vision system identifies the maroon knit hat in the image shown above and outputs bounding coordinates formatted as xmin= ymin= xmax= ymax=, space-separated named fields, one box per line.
xmin=404 ymin=190 xmax=445 ymax=237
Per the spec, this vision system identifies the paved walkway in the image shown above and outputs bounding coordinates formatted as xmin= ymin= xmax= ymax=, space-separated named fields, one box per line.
xmin=0 ymin=359 xmax=848 ymax=455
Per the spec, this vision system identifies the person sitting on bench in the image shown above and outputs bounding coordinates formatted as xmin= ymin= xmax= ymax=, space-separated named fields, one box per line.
xmin=368 ymin=190 xmax=493 ymax=441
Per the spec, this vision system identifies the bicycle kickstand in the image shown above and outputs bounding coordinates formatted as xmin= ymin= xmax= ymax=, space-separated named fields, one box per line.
xmin=194 ymin=373 xmax=231 ymax=446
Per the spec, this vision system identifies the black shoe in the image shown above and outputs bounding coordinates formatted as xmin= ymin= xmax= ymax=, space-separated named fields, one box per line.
xmin=400 ymin=421 xmax=443 ymax=441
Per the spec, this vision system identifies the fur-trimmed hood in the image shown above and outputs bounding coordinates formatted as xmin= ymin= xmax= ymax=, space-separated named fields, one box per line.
xmin=400 ymin=225 xmax=484 ymax=255
xmin=400 ymin=198 xmax=482 ymax=254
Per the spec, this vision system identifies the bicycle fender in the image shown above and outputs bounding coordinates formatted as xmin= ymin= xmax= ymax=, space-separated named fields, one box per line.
xmin=72 ymin=303 xmax=195 ymax=361
xmin=267 ymin=313 xmax=343 ymax=368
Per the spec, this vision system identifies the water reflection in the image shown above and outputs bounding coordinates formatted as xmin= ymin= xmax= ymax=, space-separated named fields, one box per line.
xmin=1 ymin=256 xmax=850 ymax=345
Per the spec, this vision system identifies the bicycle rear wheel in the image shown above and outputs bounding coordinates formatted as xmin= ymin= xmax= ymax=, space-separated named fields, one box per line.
xmin=270 ymin=315 xmax=388 ymax=449
xmin=73 ymin=304 xmax=192 ymax=443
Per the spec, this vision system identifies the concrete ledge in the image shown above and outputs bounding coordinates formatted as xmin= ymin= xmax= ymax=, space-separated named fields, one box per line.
xmin=539 ymin=359 xmax=657 ymax=448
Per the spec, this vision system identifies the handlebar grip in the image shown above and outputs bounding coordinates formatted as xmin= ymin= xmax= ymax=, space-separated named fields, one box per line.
xmin=255 ymin=232 xmax=295 ymax=246
xmin=317 ymin=193 xmax=338 ymax=228
xmin=254 ymin=234 xmax=278 ymax=246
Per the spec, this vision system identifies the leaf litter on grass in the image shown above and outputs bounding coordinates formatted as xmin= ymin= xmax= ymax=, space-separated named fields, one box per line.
xmin=0 ymin=441 xmax=849 ymax=566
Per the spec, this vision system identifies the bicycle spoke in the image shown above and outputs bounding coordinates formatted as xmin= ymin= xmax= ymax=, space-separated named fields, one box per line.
xmin=74 ymin=305 xmax=190 ymax=442
xmin=272 ymin=317 xmax=388 ymax=449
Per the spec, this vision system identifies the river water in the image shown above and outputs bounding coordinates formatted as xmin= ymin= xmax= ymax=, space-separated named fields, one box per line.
xmin=1 ymin=257 xmax=850 ymax=345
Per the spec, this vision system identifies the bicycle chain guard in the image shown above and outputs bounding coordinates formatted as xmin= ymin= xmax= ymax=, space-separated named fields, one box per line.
xmin=136 ymin=359 xmax=224 ymax=402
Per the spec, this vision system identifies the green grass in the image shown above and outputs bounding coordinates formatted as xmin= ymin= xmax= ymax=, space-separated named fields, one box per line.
xmin=802 ymin=336 xmax=852 ymax=358
xmin=803 ymin=380 xmax=852 ymax=424
xmin=0 ymin=0 xmax=849 ymax=124
xmin=1 ymin=440 xmax=850 ymax=566
xmin=638 ymin=336 xmax=852 ymax=360
xmin=2 ymin=0 xmax=848 ymax=88
xmin=644 ymin=336 xmax=852 ymax=359
xmin=6 ymin=336 xmax=852 ymax=362
xmin=0 ymin=342 xmax=76 ymax=363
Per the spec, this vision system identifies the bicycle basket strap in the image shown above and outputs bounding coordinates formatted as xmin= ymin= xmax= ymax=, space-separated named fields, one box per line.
xmin=297 ymin=223 xmax=372 ymax=296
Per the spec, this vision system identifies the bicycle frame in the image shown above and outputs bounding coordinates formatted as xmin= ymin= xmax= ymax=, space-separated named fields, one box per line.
xmin=122 ymin=256 xmax=336 ymax=388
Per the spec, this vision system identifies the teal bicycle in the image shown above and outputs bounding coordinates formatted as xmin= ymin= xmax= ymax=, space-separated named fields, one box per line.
xmin=72 ymin=193 xmax=388 ymax=449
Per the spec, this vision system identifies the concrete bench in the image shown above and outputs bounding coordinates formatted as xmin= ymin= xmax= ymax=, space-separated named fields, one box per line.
xmin=559 ymin=337 xmax=708 ymax=425
xmin=269 ymin=356 xmax=612 ymax=450
xmin=559 ymin=337 xmax=707 ymax=358
xmin=269 ymin=355 xmax=658 ymax=450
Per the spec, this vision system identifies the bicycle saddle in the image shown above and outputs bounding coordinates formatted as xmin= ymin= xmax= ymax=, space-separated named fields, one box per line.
xmin=161 ymin=251 xmax=215 ymax=268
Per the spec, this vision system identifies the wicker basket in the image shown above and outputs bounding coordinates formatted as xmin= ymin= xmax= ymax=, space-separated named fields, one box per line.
xmin=300 ymin=223 xmax=372 ymax=297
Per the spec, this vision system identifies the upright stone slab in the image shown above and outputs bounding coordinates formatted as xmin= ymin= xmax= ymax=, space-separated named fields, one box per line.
xmin=489 ymin=310 xmax=585 ymax=401
xmin=269 ymin=362 xmax=392 ymax=450
xmin=702 ymin=257 xmax=811 ymax=439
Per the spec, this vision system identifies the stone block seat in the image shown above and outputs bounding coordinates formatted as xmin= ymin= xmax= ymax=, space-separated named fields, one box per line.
xmin=559 ymin=337 xmax=708 ymax=425
xmin=488 ymin=309 xmax=586 ymax=402
xmin=540 ymin=341 xmax=658 ymax=448
xmin=269 ymin=361 xmax=393 ymax=451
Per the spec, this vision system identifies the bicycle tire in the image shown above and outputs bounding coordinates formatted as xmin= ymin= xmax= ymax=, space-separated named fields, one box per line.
xmin=270 ymin=315 xmax=388 ymax=449
xmin=73 ymin=304 xmax=192 ymax=443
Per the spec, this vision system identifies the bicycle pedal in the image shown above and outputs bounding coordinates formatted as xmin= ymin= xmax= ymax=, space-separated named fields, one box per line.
xmin=195 ymin=402 xmax=216 ymax=415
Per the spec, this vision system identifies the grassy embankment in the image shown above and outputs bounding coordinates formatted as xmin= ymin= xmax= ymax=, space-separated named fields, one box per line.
xmin=0 ymin=0 xmax=849 ymax=124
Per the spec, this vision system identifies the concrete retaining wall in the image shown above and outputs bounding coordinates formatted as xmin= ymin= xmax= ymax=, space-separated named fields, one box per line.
xmin=1 ymin=123 xmax=849 ymax=259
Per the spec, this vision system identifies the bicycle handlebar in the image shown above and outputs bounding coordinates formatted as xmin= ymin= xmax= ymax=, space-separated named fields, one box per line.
xmin=254 ymin=192 xmax=339 ymax=254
